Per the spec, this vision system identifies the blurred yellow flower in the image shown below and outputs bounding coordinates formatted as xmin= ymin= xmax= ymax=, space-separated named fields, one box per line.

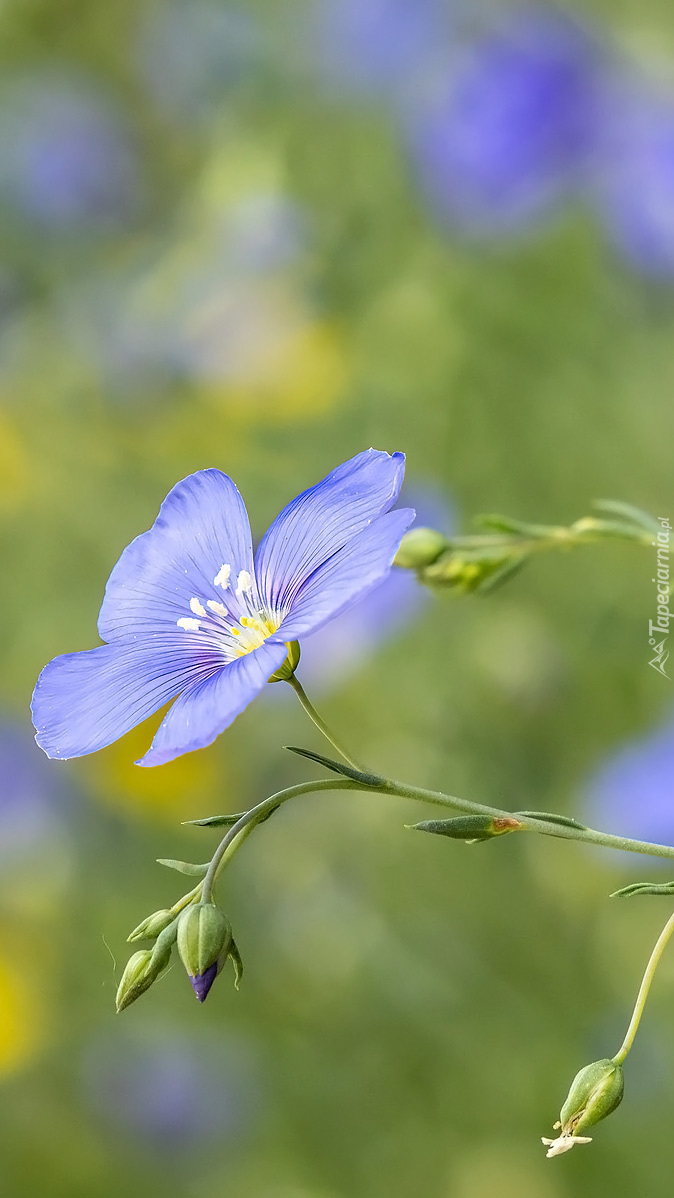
xmin=0 ymin=410 xmax=30 ymax=514
xmin=80 ymin=714 xmax=224 ymax=822
xmin=205 ymin=318 xmax=348 ymax=421
xmin=0 ymin=945 xmax=46 ymax=1076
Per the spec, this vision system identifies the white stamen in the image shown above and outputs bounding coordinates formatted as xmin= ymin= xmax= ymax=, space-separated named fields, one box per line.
xmin=541 ymin=1135 xmax=592 ymax=1158
xmin=213 ymin=563 xmax=231 ymax=589
xmin=189 ymin=597 xmax=207 ymax=616
xmin=177 ymin=617 xmax=201 ymax=632
xmin=235 ymin=569 xmax=253 ymax=597
xmin=207 ymin=600 xmax=228 ymax=617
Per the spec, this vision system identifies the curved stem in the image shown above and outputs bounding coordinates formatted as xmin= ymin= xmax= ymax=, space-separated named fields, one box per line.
xmin=286 ymin=674 xmax=364 ymax=771
xmin=201 ymin=778 xmax=357 ymax=903
xmin=200 ymin=774 xmax=674 ymax=907
xmin=612 ymin=909 xmax=674 ymax=1065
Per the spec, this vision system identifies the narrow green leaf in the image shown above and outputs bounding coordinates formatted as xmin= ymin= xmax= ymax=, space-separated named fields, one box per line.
xmin=593 ymin=499 xmax=661 ymax=535
xmin=610 ymin=881 xmax=674 ymax=899
xmin=156 ymin=859 xmax=209 ymax=877
xmin=183 ymin=812 xmax=247 ymax=828
xmin=285 ymin=746 xmax=384 ymax=786
xmin=516 ymin=810 xmax=588 ymax=830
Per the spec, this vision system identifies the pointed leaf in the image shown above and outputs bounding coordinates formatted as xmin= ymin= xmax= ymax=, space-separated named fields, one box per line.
xmin=285 ymin=746 xmax=384 ymax=786
xmin=593 ymin=500 xmax=660 ymax=535
xmin=156 ymin=859 xmax=209 ymax=877
xmin=611 ymin=881 xmax=674 ymax=899
xmin=516 ymin=810 xmax=588 ymax=830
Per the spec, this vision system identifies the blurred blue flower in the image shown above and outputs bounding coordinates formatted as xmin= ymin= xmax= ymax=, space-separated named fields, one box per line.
xmin=58 ymin=191 xmax=308 ymax=388
xmin=406 ymin=10 xmax=596 ymax=235
xmin=137 ymin=1 xmax=259 ymax=124
xmin=582 ymin=716 xmax=674 ymax=849
xmin=313 ymin=0 xmax=450 ymax=98
xmin=592 ymin=81 xmax=674 ymax=278
xmin=80 ymin=1026 xmax=260 ymax=1152
xmin=0 ymin=76 xmax=140 ymax=232
xmin=0 ymin=721 xmax=66 ymax=869
xmin=32 ymin=452 xmax=413 ymax=765
xmin=298 ymin=484 xmax=455 ymax=691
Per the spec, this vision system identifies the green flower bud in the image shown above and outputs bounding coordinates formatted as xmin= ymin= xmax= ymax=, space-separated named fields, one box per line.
xmin=422 ymin=546 xmax=525 ymax=594
xmin=394 ymin=528 xmax=448 ymax=570
xmin=411 ymin=815 xmax=523 ymax=843
xmin=267 ymin=640 xmax=301 ymax=683
xmin=116 ymin=938 xmax=173 ymax=1014
xmin=177 ymin=903 xmax=233 ymax=1002
xmin=127 ymin=908 xmax=176 ymax=943
xmin=542 ymin=1058 xmax=624 ymax=1158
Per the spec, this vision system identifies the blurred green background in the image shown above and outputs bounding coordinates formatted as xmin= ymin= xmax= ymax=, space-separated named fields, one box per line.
xmin=1 ymin=0 xmax=674 ymax=1195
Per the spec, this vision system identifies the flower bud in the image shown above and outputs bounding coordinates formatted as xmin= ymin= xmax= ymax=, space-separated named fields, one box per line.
xmin=177 ymin=903 xmax=233 ymax=1002
xmin=411 ymin=815 xmax=523 ymax=843
xmin=267 ymin=640 xmax=301 ymax=683
xmin=394 ymin=528 xmax=448 ymax=570
xmin=422 ymin=547 xmax=524 ymax=594
xmin=127 ymin=908 xmax=175 ymax=943
xmin=542 ymin=1058 xmax=624 ymax=1158
xmin=116 ymin=936 xmax=173 ymax=1014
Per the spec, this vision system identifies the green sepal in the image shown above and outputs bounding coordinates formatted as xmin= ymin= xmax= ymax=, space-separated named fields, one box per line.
xmin=410 ymin=814 xmax=523 ymax=842
xmin=156 ymin=858 xmax=209 ymax=877
xmin=422 ymin=545 xmax=527 ymax=594
xmin=127 ymin=908 xmax=176 ymax=943
xmin=474 ymin=556 xmax=527 ymax=594
xmin=394 ymin=527 xmax=449 ymax=569
xmin=267 ymin=640 xmax=301 ymax=683
xmin=559 ymin=1059 xmax=624 ymax=1135
xmin=285 ymin=745 xmax=384 ymax=787
xmin=516 ymin=810 xmax=588 ymax=830
xmin=229 ymin=938 xmax=244 ymax=991
xmin=177 ymin=903 xmax=233 ymax=979
xmin=610 ymin=880 xmax=674 ymax=899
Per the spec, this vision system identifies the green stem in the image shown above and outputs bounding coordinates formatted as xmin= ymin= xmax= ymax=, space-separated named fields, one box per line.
xmin=200 ymin=774 xmax=674 ymax=906
xmin=201 ymin=778 xmax=357 ymax=903
xmin=612 ymin=909 xmax=674 ymax=1065
xmin=286 ymin=674 xmax=364 ymax=771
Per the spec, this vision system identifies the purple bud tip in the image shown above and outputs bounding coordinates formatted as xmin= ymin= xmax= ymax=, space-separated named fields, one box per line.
xmin=189 ymin=964 xmax=218 ymax=1003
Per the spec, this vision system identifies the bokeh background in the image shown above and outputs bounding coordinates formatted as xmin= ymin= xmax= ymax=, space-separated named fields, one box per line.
xmin=1 ymin=0 xmax=674 ymax=1194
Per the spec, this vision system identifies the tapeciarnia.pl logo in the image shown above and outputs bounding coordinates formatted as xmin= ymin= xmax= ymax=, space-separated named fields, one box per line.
xmin=649 ymin=517 xmax=671 ymax=678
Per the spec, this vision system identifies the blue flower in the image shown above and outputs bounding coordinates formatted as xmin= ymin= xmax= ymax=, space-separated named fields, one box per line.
xmin=313 ymin=0 xmax=448 ymax=99
xmin=0 ymin=75 xmax=140 ymax=232
xmin=581 ymin=716 xmax=674 ymax=851
xmin=80 ymin=1025 xmax=260 ymax=1151
xmin=32 ymin=450 xmax=413 ymax=766
xmin=591 ymin=81 xmax=674 ymax=278
xmin=406 ymin=10 xmax=596 ymax=235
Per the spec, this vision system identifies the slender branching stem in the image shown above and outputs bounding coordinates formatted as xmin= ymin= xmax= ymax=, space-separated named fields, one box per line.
xmin=612 ymin=910 xmax=674 ymax=1065
xmin=286 ymin=674 xmax=365 ymax=771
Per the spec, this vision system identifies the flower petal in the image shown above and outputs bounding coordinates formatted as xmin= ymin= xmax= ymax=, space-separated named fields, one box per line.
xmin=254 ymin=449 xmax=405 ymax=618
xmin=31 ymin=639 xmax=208 ymax=760
xmin=137 ymin=640 xmax=287 ymax=767
xmin=98 ymin=470 xmax=255 ymax=642
xmin=275 ymin=508 xmax=415 ymax=641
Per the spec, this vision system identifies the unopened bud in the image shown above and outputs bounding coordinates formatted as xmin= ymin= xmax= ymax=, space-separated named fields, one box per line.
xmin=127 ymin=908 xmax=175 ymax=943
xmin=268 ymin=640 xmax=301 ymax=683
xmin=116 ymin=933 xmax=173 ymax=1014
xmin=394 ymin=528 xmax=448 ymax=570
xmin=177 ymin=903 xmax=233 ymax=1002
xmin=411 ymin=815 xmax=523 ymax=843
xmin=542 ymin=1058 xmax=624 ymax=1158
xmin=422 ymin=546 xmax=525 ymax=594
